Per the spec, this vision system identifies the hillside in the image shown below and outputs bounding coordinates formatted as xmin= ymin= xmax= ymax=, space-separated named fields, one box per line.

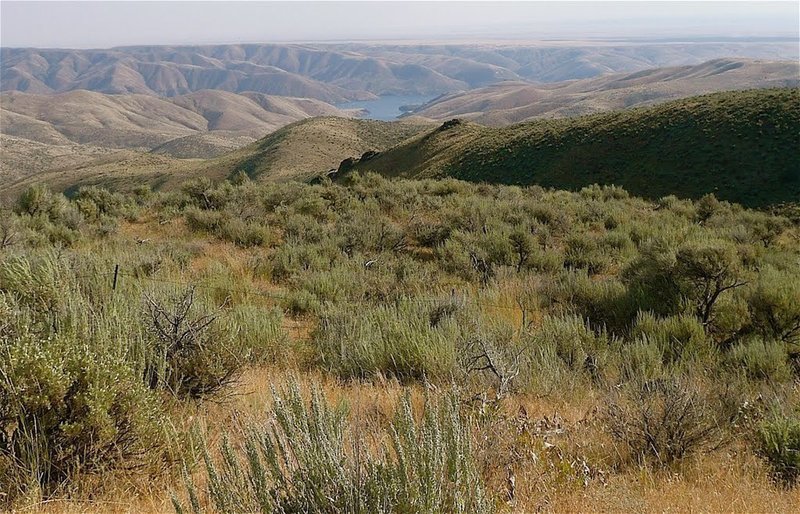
xmin=190 ymin=116 xmax=433 ymax=182
xmin=0 ymin=117 xmax=432 ymax=197
xmin=3 ymin=41 xmax=797 ymax=99
xmin=346 ymin=88 xmax=800 ymax=207
xmin=0 ymin=89 xmax=362 ymax=182
xmin=0 ymin=134 xmax=127 ymax=182
xmin=412 ymin=59 xmax=800 ymax=125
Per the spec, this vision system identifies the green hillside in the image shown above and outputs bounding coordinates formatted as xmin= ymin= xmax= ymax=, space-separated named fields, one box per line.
xmin=348 ymin=88 xmax=800 ymax=207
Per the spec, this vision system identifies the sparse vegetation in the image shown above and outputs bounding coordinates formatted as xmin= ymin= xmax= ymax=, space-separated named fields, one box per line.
xmin=1 ymin=169 xmax=798 ymax=511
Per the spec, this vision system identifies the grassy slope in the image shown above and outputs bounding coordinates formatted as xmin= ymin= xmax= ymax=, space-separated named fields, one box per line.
xmin=0 ymin=117 xmax=432 ymax=199
xmin=193 ymin=116 xmax=432 ymax=182
xmin=351 ymin=88 xmax=800 ymax=207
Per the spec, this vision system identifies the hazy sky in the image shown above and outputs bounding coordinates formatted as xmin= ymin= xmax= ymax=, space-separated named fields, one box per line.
xmin=1 ymin=1 xmax=798 ymax=48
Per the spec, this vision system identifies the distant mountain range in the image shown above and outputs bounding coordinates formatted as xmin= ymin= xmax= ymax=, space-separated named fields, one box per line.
xmin=411 ymin=59 xmax=800 ymax=124
xmin=2 ymin=41 xmax=797 ymax=99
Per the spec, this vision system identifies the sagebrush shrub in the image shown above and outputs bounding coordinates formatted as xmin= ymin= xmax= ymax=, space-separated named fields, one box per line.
xmin=314 ymin=298 xmax=462 ymax=381
xmin=631 ymin=312 xmax=712 ymax=365
xmin=175 ymin=382 xmax=489 ymax=513
xmin=0 ymin=334 xmax=164 ymax=504
xmin=606 ymin=378 xmax=732 ymax=467
xmin=727 ymin=337 xmax=791 ymax=383
xmin=757 ymin=409 xmax=800 ymax=487
xmin=143 ymin=287 xmax=241 ymax=398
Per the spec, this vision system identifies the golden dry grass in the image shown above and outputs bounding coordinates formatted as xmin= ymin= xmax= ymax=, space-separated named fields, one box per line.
xmin=18 ymin=363 xmax=799 ymax=513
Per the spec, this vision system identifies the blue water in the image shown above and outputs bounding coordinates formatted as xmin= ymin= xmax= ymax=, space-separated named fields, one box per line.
xmin=337 ymin=95 xmax=437 ymax=121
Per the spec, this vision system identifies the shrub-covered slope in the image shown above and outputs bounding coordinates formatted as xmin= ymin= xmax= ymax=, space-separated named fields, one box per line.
xmin=349 ymin=88 xmax=800 ymax=207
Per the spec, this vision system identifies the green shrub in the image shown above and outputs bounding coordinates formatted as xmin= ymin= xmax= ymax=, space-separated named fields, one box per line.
xmin=622 ymin=239 xmax=682 ymax=316
xmin=0 ymin=334 xmax=164 ymax=503
xmin=726 ymin=338 xmax=791 ymax=383
xmin=142 ymin=287 xmax=241 ymax=398
xmin=620 ymin=339 xmax=665 ymax=382
xmin=757 ymin=409 xmax=800 ymax=487
xmin=14 ymin=184 xmax=64 ymax=220
xmin=563 ymin=233 xmax=610 ymax=275
xmin=529 ymin=315 xmax=611 ymax=380
xmin=749 ymin=267 xmax=800 ymax=345
xmin=217 ymin=218 xmax=272 ymax=248
xmin=283 ymin=289 xmax=322 ymax=316
xmin=631 ymin=312 xmax=711 ymax=365
xmin=543 ymin=271 xmax=636 ymax=335
xmin=674 ymin=240 xmax=745 ymax=324
xmin=224 ymin=305 xmax=289 ymax=364
xmin=408 ymin=219 xmax=452 ymax=248
xmin=74 ymin=186 xmax=136 ymax=221
xmin=314 ymin=299 xmax=461 ymax=381
xmin=185 ymin=206 xmax=225 ymax=233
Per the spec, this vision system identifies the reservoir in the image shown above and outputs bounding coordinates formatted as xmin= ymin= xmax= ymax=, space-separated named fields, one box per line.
xmin=337 ymin=95 xmax=437 ymax=121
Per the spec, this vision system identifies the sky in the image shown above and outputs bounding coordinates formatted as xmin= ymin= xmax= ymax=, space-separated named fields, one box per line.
xmin=1 ymin=1 xmax=798 ymax=49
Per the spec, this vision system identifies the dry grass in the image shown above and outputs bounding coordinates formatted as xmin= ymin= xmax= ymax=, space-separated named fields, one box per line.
xmin=18 ymin=364 xmax=798 ymax=513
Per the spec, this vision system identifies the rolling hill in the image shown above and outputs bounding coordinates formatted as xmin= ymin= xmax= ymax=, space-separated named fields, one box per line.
xmin=0 ymin=134 xmax=127 ymax=183
xmin=0 ymin=89 xmax=353 ymax=150
xmin=412 ymin=59 xmax=800 ymax=125
xmin=0 ymin=117 xmax=432 ymax=197
xmin=3 ymin=88 xmax=797 ymax=209
xmin=0 ymin=89 xmax=364 ymax=180
xmin=344 ymin=88 xmax=800 ymax=207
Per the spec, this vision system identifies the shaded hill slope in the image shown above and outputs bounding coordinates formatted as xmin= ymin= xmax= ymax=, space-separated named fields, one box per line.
xmin=347 ymin=88 xmax=800 ymax=207
xmin=413 ymin=59 xmax=800 ymax=125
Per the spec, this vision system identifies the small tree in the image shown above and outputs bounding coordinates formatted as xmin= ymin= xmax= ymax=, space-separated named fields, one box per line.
xmin=509 ymin=229 xmax=534 ymax=272
xmin=674 ymin=241 xmax=746 ymax=325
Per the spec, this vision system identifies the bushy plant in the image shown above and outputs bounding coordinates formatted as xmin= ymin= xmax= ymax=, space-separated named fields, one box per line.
xmin=631 ymin=312 xmax=711 ymax=365
xmin=0 ymin=334 xmax=164 ymax=503
xmin=726 ymin=337 xmax=791 ymax=383
xmin=143 ymin=287 xmax=241 ymax=398
xmin=674 ymin=239 xmax=746 ymax=324
xmin=175 ymin=382 xmax=489 ymax=513
xmin=606 ymin=378 xmax=732 ymax=467
xmin=528 ymin=315 xmax=611 ymax=381
xmin=757 ymin=409 xmax=800 ymax=487
xmin=314 ymin=299 xmax=462 ymax=381
xmin=749 ymin=267 xmax=800 ymax=345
